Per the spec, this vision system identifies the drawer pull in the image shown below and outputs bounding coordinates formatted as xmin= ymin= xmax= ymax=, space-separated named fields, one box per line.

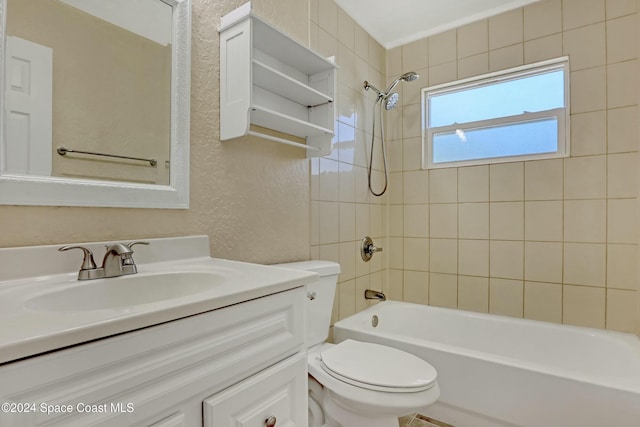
xmin=265 ymin=416 xmax=277 ymax=427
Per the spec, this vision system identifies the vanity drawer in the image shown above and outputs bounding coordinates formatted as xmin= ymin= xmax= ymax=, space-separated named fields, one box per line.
xmin=0 ymin=288 xmax=305 ymax=427
xmin=203 ymin=352 xmax=307 ymax=427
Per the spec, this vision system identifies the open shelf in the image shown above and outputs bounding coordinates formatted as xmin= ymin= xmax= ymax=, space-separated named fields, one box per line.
xmin=219 ymin=2 xmax=337 ymax=157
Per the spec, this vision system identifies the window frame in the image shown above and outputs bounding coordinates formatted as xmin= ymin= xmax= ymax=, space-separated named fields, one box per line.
xmin=422 ymin=57 xmax=570 ymax=169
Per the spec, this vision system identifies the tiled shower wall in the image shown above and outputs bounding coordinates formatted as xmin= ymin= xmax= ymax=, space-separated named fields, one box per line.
xmin=386 ymin=0 xmax=639 ymax=332
xmin=308 ymin=0 xmax=389 ymax=334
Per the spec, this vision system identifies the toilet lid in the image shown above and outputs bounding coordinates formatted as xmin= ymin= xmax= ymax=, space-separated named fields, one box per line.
xmin=320 ymin=339 xmax=437 ymax=392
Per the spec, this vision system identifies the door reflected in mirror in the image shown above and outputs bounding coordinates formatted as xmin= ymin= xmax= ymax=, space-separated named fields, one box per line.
xmin=5 ymin=0 xmax=172 ymax=185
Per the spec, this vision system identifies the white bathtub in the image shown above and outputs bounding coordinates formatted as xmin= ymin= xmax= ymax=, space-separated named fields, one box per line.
xmin=333 ymin=301 xmax=640 ymax=427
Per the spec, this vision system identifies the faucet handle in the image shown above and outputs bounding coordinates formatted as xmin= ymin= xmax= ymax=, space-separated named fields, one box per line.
xmin=126 ymin=241 xmax=149 ymax=250
xmin=59 ymin=245 xmax=101 ymax=280
xmin=58 ymin=245 xmax=97 ymax=270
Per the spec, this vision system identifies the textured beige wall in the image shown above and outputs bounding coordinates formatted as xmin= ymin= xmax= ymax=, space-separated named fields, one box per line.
xmin=7 ymin=0 xmax=171 ymax=184
xmin=386 ymin=0 xmax=639 ymax=333
xmin=0 ymin=0 xmax=311 ymax=265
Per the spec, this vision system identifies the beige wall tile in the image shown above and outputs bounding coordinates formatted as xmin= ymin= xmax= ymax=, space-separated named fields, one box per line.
xmin=459 ymin=165 xmax=490 ymax=202
xmin=563 ymin=0 xmax=605 ymax=30
xmin=606 ymin=0 xmax=637 ymax=18
xmin=402 ymin=37 xmax=429 ymax=71
xmin=355 ymin=203 xmax=371 ymax=241
xmin=311 ymin=201 xmax=320 ymax=246
xmin=319 ymin=158 xmax=340 ymax=201
xmin=490 ymin=202 xmax=524 ymax=240
xmin=429 ymin=30 xmax=457 ymax=66
xmin=403 ymin=138 xmax=422 ymax=171
xmin=608 ymin=106 xmax=639 ymax=153
xmin=318 ymin=0 xmax=338 ymax=36
xmin=458 ymin=53 xmax=490 ymax=79
xmin=490 ymin=278 xmax=524 ymax=317
xmin=387 ymin=46 xmax=402 ymax=78
xmin=319 ymin=244 xmax=340 ymax=270
xmin=524 ymin=33 xmax=563 ymax=63
xmin=338 ymin=161 xmax=356 ymax=202
xmin=607 ymin=60 xmax=638 ymax=108
xmin=355 ymin=275 xmax=370 ymax=312
xmin=404 ymin=270 xmax=429 ymax=304
xmin=524 ymin=201 xmax=563 ymax=241
xmin=404 ymin=204 xmax=429 ymax=237
xmin=564 ymin=243 xmax=606 ymax=286
xmin=459 ymin=203 xmax=490 ymax=239
xmin=338 ymin=280 xmax=356 ymax=320
xmin=387 ymin=269 xmax=404 ymax=301
xmin=490 ymin=240 xmax=524 ymax=280
xmin=571 ymin=67 xmax=607 ymax=113
xmin=489 ymin=43 xmax=524 ymax=71
xmin=430 ymin=168 xmax=458 ymax=203
xmin=607 ymin=244 xmax=638 ymax=290
xmin=524 ymin=0 xmax=562 ymax=40
xmin=608 ymin=198 xmax=638 ymax=244
xmin=458 ymin=276 xmax=489 ymax=313
xmin=430 ymin=204 xmax=458 ymax=238
xmin=458 ymin=239 xmax=489 ymax=277
xmin=525 ymin=241 xmax=563 ymax=283
xmin=607 ymin=15 xmax=637 ymax=64
xmin=570 ymin=111 xmax=607 ymax=156
xmin=524 ymin=159 xmax=563 ymax=200
xmin=429 ymin=273 xmax=458 ymax=308
xmin=403 ymin=170 xmax=429 ymax=204
xmin=457 ymin=20 xmax=489 ymax=58
xmin=388 ymin=171 xmax=403 ymax=205
xmin=319 ymin=201 xmax=340 ymax=244
xmin=524 ymin=281 xmax=562 ymax=323
xmin=490 ymin=162 xmax=524 ymax=201
xmin=563 ymin=285 xmax=605 ymax=328
xmin=606 ymin=289 xmax=638 ymax=332
xmin=402 ymin=103 xmax=422 ymax=139
xmin=608 ymin=153 xmax=638 ymax=198
xmin=430 ymin=238 xmax=458 ymax=274
xmin=429 ymin=61 xmax=458 ymax=86
xmin=389 ymin=237 xmax=404 ymax=269
xmin=389 ymin=205 xmax=403 ymax=237
xmin=337 ymin=8 xmax=354 ymax=49
xmin=339 ymin=241 xmax=357 ymax=281
xmin=564 ymin=199 xmax=607 ymax=243
xmin=489 ymin=8 xmax=524 ymax=49
xmin=354 ymin=23 xmax=368 ymax=61
xmin=564 ymin=155 xmax=607 ymax=199
xmin=563 ymin=23 xmax=606 ymax=70
xmin=339 ymin=202 xmax=356 ymax=242
xmin=404 ymin=238 xmax=429 ymax=271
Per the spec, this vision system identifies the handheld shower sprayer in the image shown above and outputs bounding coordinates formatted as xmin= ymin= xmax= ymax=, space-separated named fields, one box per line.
xmin=363 ymin=71 xmax=420 ymax=196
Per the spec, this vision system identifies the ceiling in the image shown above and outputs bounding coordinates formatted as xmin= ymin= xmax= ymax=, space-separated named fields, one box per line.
xmin=334 ymin=0 xmax=541 ymax=49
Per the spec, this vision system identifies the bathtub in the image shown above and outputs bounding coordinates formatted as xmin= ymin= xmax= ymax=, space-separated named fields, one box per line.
xmin=333 ymin=301 xmax=640 ymax=427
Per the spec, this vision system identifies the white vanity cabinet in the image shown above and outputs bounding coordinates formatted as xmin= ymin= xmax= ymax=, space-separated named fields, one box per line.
xmin=0 ymin=288 xmax=307 ymax=427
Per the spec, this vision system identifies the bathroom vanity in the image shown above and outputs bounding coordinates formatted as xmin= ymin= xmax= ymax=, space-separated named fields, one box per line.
xmin=0 ymin=236 xmax=314 ymax=426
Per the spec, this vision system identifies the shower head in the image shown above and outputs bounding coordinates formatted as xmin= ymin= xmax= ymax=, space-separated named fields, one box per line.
xmin=401 ymin=71 xmax=419 ymax=82
xmin=384 ymin=71 xmax=420 ymax=94
xmin=385 ymin=92 xmax=399 ymax=110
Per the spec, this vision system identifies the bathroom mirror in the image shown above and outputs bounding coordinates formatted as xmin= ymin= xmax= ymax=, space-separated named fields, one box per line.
xmin=0 ymin=0 xmax=191 ymax=208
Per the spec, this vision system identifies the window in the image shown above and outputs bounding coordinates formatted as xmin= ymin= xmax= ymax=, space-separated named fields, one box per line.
xmin=422 ymin=57 xmax=570 ymax=169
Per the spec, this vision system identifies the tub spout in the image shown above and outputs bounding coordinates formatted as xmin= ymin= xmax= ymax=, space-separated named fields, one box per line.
xmin=365 ymin=289 xmax=386 ymax=301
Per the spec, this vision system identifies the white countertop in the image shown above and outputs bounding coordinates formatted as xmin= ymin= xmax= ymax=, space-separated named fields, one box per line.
xmin=0 ymin=236 xmax=316 ymax=365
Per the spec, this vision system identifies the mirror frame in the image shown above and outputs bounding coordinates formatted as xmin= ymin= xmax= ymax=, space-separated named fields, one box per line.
xmin=0 ymin=0 xmax=191 ymax=208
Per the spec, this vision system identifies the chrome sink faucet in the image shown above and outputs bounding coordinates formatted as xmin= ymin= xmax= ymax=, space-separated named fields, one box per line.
xmin=59 ymin=241 xmax=149 ymax=280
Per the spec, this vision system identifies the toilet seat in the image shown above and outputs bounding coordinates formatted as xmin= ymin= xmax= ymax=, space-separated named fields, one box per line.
xmin=320 ymin=339 xmax=437 ymax=393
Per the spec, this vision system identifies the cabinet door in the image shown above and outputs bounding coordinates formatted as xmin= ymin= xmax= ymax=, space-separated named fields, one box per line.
xmin=147 ymin=412 xmax=186 ymax=427
xmin=203 ymin=353 xmax=307 ymax=427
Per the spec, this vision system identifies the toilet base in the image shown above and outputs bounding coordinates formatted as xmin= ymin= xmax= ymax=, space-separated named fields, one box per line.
xmin=323 ymin=389 xmax=403 ymax=427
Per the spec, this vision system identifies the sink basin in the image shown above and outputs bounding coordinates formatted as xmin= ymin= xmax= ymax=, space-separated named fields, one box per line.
xmin=25 ymin=272 xmax=226 ymax=311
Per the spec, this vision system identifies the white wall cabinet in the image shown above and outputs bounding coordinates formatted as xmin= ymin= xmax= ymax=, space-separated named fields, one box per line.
xmin=218 ymin=2 xmax=337 ymax=157
xmin=0 ymin=288 xmax=306 ymax=427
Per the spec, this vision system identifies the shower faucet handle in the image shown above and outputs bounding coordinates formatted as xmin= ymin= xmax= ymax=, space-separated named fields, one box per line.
xmin=361 ymin=236 xmax=383 ymax=262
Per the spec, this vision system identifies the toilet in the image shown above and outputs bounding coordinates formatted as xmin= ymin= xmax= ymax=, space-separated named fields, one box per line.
xmin=275 ymin=260 xmax=439 ymax=427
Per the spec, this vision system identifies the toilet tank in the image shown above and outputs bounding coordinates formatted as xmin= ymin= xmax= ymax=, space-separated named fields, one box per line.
xmin=273 ymin=260 xmax=340 ymax=348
